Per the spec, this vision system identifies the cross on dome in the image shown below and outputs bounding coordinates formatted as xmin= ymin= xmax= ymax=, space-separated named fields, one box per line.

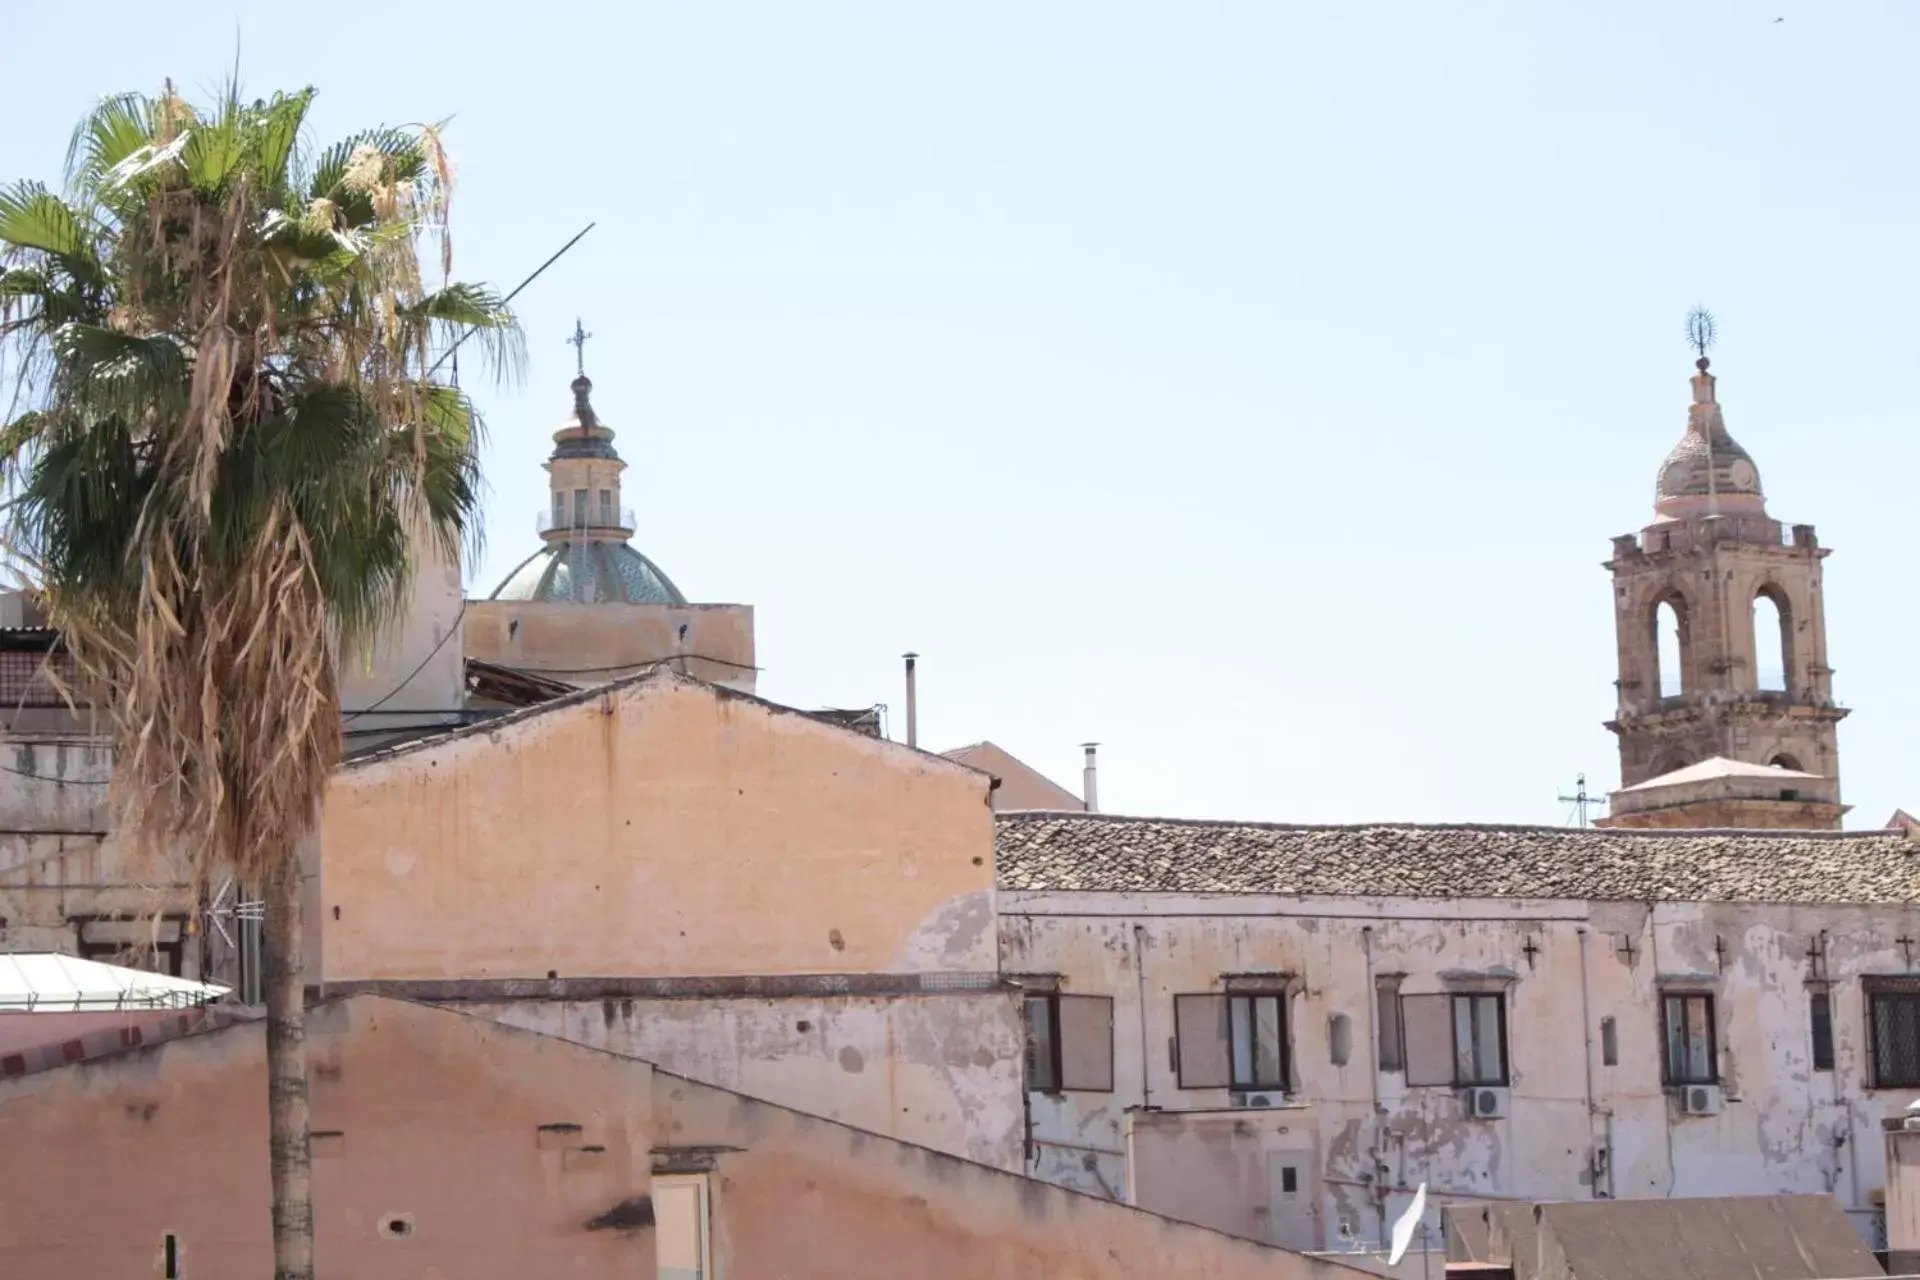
xmin=567 ymin=318 xmax=592 ymax=376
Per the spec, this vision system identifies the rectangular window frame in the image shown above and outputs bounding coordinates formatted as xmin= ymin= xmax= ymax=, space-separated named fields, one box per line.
xmin=1227 ymin=989 xmax=1289 ymax=1093
xmin=1025 ymin=992 xmax=1061 ymax=1093
xmin=652 ymin=1173 xmax=713 ymax=1280
xmin=1810 ymin=987 xmax=1834 ymax=1073
xmin=1376 ymin=976 xmax=1405 ymax=1072
xmin=1660 ymin=991 xmax=1719 ymax=1087
xmin=72 ymin=914 xmax=187 ymax=978
xmin=1867 ymin=977 xmax=1920 ymax=1090
xmin=1024 ymin=990 xmax=1114 ymax=1094
xmin=1174 ymin=992 xmax=1231 ymax=1090
xmin=1451 ymin=992 xmax=1509 ymax=1088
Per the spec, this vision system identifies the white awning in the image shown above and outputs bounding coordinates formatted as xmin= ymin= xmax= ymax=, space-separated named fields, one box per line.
xmin=0 ymin=952 xmax=228 ymax=1011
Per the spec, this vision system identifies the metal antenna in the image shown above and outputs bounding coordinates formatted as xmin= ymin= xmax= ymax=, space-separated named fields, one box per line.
xmin=425 ymin=221 xmax=598 ymax=378
xmin=203 ymin=875 xmax=265 ymax=950
xmin=1559 ymin=773 xmax=1608 ymax=828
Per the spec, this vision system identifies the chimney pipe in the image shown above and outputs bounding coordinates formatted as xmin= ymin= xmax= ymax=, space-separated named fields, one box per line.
xmin=1082 ymin=743 xmax=1099 ymax=813
xmin=903 ymin=653 xmax=919 ymax=748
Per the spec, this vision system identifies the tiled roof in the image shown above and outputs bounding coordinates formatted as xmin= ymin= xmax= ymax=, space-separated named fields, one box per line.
xmin=994 ymin=813 xmax=1920 ymax=904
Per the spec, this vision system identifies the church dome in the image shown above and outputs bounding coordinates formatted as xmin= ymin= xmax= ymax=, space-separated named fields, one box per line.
xmin=1652 ymin=358 xmax=1765 ymax=517
xmin=1655 ymin=428 xmax=1762 ymax=504
xmin=489 ymin=541 xmax=686 ymax=605
xmin=486 ymin=325 xmax=686 ymax=606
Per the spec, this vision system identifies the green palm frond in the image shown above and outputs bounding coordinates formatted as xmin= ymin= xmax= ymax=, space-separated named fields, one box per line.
xmin=49 ymin=324 xmax=188 ymax=425
xmin=63 ymin=93 xmax=154 ymax=196
xmin=255 ymin=88 xmax=316 ymax=195
xmin=0 ymin=182 xmax=100 ymax=279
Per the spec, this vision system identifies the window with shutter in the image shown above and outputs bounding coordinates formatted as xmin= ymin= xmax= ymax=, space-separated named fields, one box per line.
xmin=1058 ymin=994 xmax=1115 ymax=1091
xmin=1175 ymin=993 xmax=1231 ymax=1088
xmin=1401 ymin=993 xmax=1455 ymax=1086
xmin=1024 ymin=991 xmax=1114 ymax=1093
xmin=1376 ymin=977 xmax=1405 ymax=1071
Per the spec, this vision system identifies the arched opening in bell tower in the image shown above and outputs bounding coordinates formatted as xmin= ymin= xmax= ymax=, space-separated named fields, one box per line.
xmin=1650 ymin=594 xmax=1688 ymax=699
xmin=1751 ymin=586 xmax=1792 ymax=692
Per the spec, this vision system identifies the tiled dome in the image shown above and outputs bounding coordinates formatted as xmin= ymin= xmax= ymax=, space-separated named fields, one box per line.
xmin=1653 ymin=359 xmax=1766 ymax=517
xmin=489 ymin=540 xmax=685 ymax=605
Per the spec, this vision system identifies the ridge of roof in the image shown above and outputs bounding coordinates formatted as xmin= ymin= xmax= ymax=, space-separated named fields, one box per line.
xmin=345 ymin=665 xmax=993 ymax=779
xmin=993 ymin=809 xmax=1895 ymax=841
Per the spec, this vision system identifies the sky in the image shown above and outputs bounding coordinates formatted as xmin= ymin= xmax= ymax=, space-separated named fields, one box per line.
xmin=2 ymin=0 xmax=1916 ymax=827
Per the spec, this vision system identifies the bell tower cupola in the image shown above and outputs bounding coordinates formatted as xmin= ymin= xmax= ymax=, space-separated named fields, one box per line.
xmin=1599 ymin=319 xmax=1848 ymax=829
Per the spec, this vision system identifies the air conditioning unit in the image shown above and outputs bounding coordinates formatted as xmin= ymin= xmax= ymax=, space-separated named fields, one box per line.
xmin=1466 ymin=1087 xmax=1509 ymax=1119
xmin=1231 ymin=1092 xmax=1280 ymax=1109
xmin=1680 ymin=1084 xmax=1723 ymax=1116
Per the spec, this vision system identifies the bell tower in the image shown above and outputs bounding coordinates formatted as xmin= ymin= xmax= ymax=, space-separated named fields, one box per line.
xmin=1600 ymin=335 xmax=1848 ymax=829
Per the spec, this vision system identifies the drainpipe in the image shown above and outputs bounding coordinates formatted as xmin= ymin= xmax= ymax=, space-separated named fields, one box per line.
xmin=1649 ymin=905 xmax=1678 ymax=1196
xmin=903 ymin=653 xmax=918 ymax=748
xmin=1083 ymin=743 xmax=1100 ymax=813
xmin=1578 ymin=927 xmax=1605 ymax=1198
xmin=1133 ymin=923 xmax=1151 ymax=1109
xmin=1363 ymin=925 xmax=1387 ymax=1247
xmin=1825 ymin=929 xmax=1864 ymax=1215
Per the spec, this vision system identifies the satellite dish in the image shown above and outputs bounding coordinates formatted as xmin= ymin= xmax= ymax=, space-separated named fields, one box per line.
xmin=1388 ymin=1182 xmax=1429 ymax=1267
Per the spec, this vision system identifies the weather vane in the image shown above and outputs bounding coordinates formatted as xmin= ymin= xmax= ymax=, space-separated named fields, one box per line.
xmin=567 ymin=317 xmax=593 ymax=376
xmin=1686 ymin=306 xmax=1717 ymax=368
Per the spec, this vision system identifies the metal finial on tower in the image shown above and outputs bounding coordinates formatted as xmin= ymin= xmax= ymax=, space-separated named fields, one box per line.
xmin=567 ymin=318 xmax=593 ymax=377
xmin=1686 ymin=306 xmax=1717 ymax=370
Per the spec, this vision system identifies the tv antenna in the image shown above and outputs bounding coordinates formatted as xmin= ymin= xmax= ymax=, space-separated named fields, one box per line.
xmin=1559 ymin=773 xmax=1608 ymax=828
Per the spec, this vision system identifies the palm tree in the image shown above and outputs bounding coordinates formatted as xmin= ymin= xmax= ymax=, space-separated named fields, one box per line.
xmin=0 ymin=84 xmax=518 ymax=1278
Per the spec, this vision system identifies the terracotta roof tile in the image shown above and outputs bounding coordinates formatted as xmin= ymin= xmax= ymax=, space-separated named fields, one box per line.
xmin=994 ymin=813 xmax=1920 ymax=903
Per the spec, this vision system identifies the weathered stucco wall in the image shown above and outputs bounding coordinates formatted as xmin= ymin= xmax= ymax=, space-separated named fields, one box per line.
xmin=0 ymin=741 xmax=202 ymax=976
xmin=468 ymin=991 xmax=1025 ymax=1169
xmin=1001 ymin=892 xmax=1920 ymax=1252
xmin=655 ymin=1061 xmax=1376 ymax=1280
xmin=464 ymin=600 xmax=757 ymax=693
xmin=0 ymin=995 xmax=1374 ymax=1280
xmin=321 ymin=673 xmax=997 ymax=981
xmin=0 ymin=996 xmax=657 ymax=1279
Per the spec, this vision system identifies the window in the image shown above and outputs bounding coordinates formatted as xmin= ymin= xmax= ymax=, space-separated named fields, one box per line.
xmin=162 ymin=1233 xmax=180 ymax=1279
xmin=1376 ymin=978 xmax=1405 ymax=1071
xmin=1453 ymin=993 xmax=1507 ymax=1086
xmin=1661 ymin=992 xmax=1717 ymax=1085
xmin=74 ymin=916 xmax=185 ymax=977
xmin=1810 ymin=990 xmax=1834 ymax=1072
xmin=573 ymin=488 xmax=588 ymax=526
xmin=1869 ymin=978 xmax=1920 ymax=1088
xmin=1600 ymin=1016 xmax=1618 ymax=1067
xmin=1328 ymin=1013 xmax=1352 ymax=1067
xmin=1174 ymin=991 xmax=1289 ymax=1092
xmin=599 ymin=488 xmax=614 ymax=525
xmin=1024 ymin=992 xmax=1114 ymax=1093
xmin=1231 ymin=993 xmax=1287 ymax=1090
xmin=1653 ymin=595 xmax=1688 ymax=698
xmin=1752 ymin=587 xmax=1791 ymax=692
xmin=1175 ymin=994 xmax=1230 ymax=1088
xmin=653 ymin=1174 xmax=711 ymax=1280
xmin=551 ymin=492 xmax=564 ymax=527
xmin=1401 ymin=992 xmax=1508 ymax=1087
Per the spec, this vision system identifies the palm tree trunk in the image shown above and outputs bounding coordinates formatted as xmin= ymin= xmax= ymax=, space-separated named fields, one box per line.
xmin=264 ymin=855 xmax=314 ymax=1280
